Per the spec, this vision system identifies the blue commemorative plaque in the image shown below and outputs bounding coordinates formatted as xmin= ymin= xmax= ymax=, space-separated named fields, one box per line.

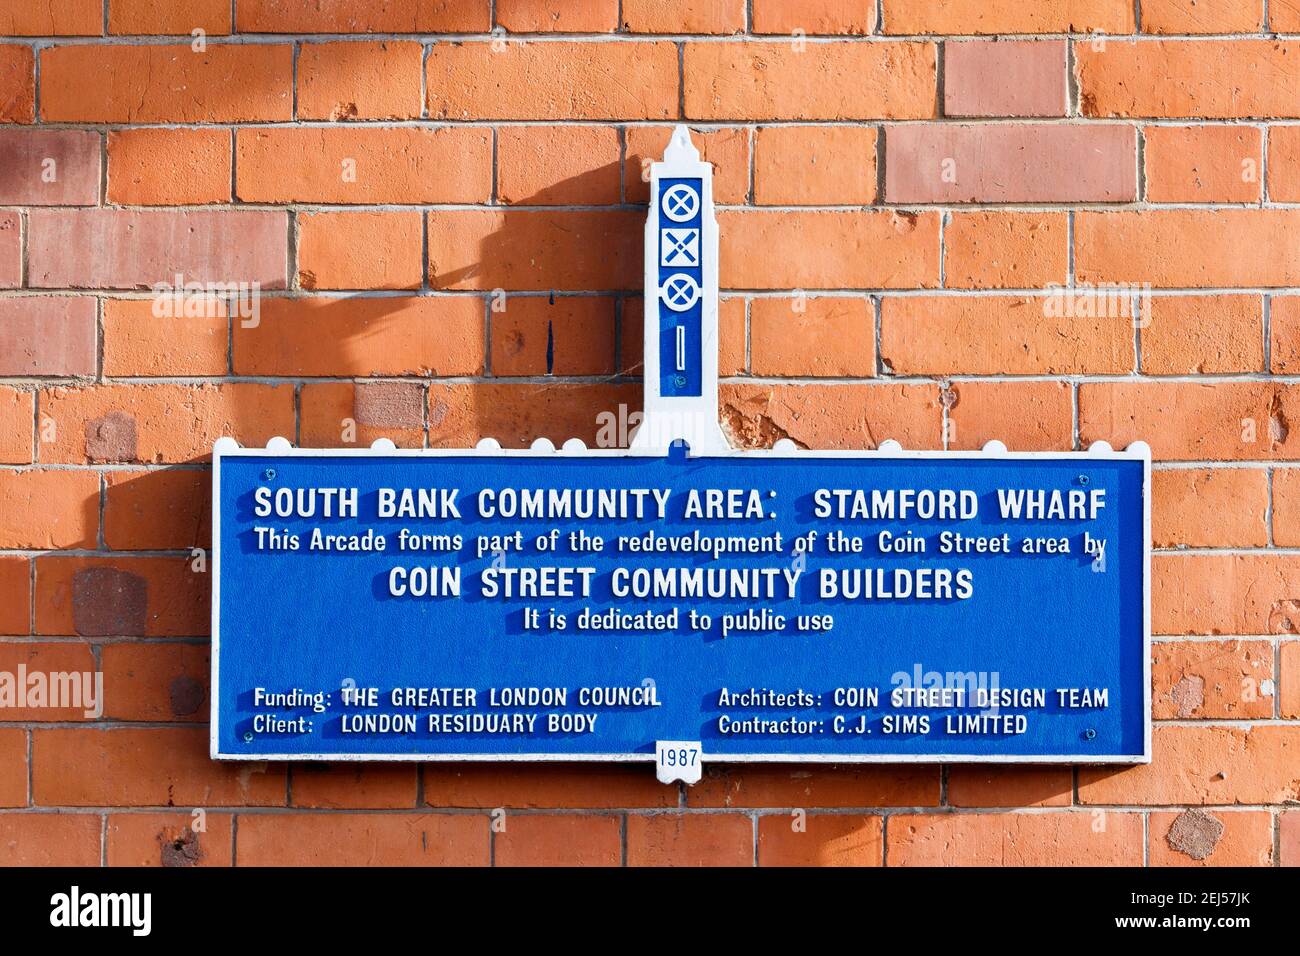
xmin=211 ymin=128 xmax=1149 ymax=773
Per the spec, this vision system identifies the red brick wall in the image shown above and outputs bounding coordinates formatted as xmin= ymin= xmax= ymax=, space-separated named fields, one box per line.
xmin=0 ymin=0 xmax=1297 ymax=867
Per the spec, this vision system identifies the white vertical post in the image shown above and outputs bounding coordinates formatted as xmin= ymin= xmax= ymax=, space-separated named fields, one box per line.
xmin=632 ymin=126 xmax=730 ymax=453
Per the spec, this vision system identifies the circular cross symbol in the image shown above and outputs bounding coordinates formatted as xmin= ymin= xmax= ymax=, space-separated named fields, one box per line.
xmin=662 ymin=184 xmax=700 ymax=223
xmin=662 ymin=273 xmax=701 ymax=312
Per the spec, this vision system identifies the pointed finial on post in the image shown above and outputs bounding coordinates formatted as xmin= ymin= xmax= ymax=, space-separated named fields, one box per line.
xmin=665 ymin=124 xmax=701 ymax=163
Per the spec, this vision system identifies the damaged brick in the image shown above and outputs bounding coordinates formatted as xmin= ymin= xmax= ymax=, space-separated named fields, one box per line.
xmin=71 ymin=566 xmax=148 ymax=637
xmin=353 ymin=381 xmax=424 ymax=429
xmin=84 ymin=410 xmax=138 ymax=463
xmin=169 ymin=675 xmax=205 ymax=718
xmin=159 ymin=827 xmax=203 ymax=867
xmin=1165 ymin=808 xmax=1224 ymax=862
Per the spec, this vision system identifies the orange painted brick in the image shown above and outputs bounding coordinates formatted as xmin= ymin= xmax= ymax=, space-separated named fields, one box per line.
xmin=428 ymin=41 xmax=678 ymax=120
xmin=883 ymin=0 xmax=1134 ymax=33
xmin=234 ymin=296 xmax=484 ymax=377
xmin=943 ymin=212 xmax=1067 ymax=291
xmin=749 ymin=296 xmax=875 ymax=376
xmin=1079 ymin=725 xmax=1300 ymax=804
xmin=1272 ymin=296 xmax=1300 ymax=373
xmin=107 ymin=812 xmax=233 ymax=867
xmin=300 ymin=382 xmax=426 ymax=449
xmin=0 ymin=643 xmax=97 ymax=721
xmin=41 ymin=44 xmax=293 ymax=122
xmin=720 ymin=210 xmax=940 ymax=289
xmin=721 ymin=383 xmax=941 ymax=450
xmin=0 ymin=815 xmax=101 ymax=866
xmin=627 ymin=814 xmax=753 ymax=866
xmin=889 ymin=812 xmax=1143 ymax=866
xmin=0 ymin=470 xmax=98 ymax=549
xmin=1282 ymin=642 xmax=1300 ymax=717
xmin=620 ymin=297 xmax=746 ymax=377
xmin=753 ymin=126 xmax=877 ymax=205
xmin=882 ymin=296 xmax=1132 ymax=375
xmin=237 ymin=0 xmax=490 ymax=32
xmin=104 ymin=469 xmax=210 ymax=551
xmin=1142 ymin=0 xmax=1264 ymax=32
xmin=1079 ymin=382 xmax=1300 ymax=461
xmin=0 ymin=212 xmax=18 ymax=287
xmin=107 ymin=128 xmax=232 ymax=205
xmin=39 ymin=383 xmax=295 ymax=464
xmin=752 ymin=0 xmax=875 ymax=33
xmin=944 ymin=41 xmax=1068 ymax=118
xmin=101 ymin=642 xmax=209 ymax=722
xmin=0 ymin=728 xmax=27 ymax=805
xmin=104 ymin=298 xmax=228 ymax=377
xmin=947 ymin=381 xmax=1073 ymax=452
xmin=688 ymin=764 xmax=939 ymax=808
xmin=492 ymin=296 xmax=615 ymax=376
xmin=887 ymin=124 xmax=1136 ymax=203
xmin=0 ymin=388 xmax=32 ymax=464
xmin=237 ymin=127 xmax=490 ymax=204
xmin=495 ymin=814 xmax=622 ymax=866
xmin=945 ymin=767 xmax=1073 ymax=807
xmin=1142 ymin=296 xmax=1263 ymax=375
xmin=625 ymin=125 xmax=749 ymax=204
xmin=0 ymin=45 xmax=34 ymax=123
xmin=424 ymin=383 xmax=641 ymax=448
xmin=1152 ymin=468 xmax=1267 ymax=549
xmin=28 ymin=208 xmax=288 ymax=290
xmin=1150 ymin=810 xmax=1272 ymax=866
xmin=0 ymin=0 xmax=102 ymax=35
xmin=1152 ymin=640 xmax=1273 ymax=720
xmin=290 ymin=765 xmax=418 ymax=809
xmin=0 ymin=129 xmax=100 ymax=204
xmin=297 ymin=211 xmax=422 ymax=292
xmin=497 ymin=0 xmax=617 ymax=31
xmin=429 ymin=210 xmax=642 ymax=291
xmin=297 ymin=41 xmax=423 ymax=121
xmin=1077 ymin=40 xmax=1300 ymax=119
xmin=621 ymin=0 xmax=745 ymax=32
xmin=109 ymin=0 xmax=231 ymax=34
xmin=236 ymin=813 xmax=486 ymax=866
xmin=757 ymin=814 xmax=882 ymax=866
xmin=685 ymin=41 xmax=936 ymax=120
xmin=35 ymin=555 xmax=208 ymax=637
xmin=0 ymin=556 xmax=29 ymax=634
xmin=1274 ymin=468 xmax=1300 ymax=546
xmin=0 ymin=297 xmax=97 ymax=376
xmin=118 ymin=2 xmax=217 ymax=34
xmin=1145 ymin=126 xmax=1262 ymax=204
xmin=1153 ymin=553 xmax=1300 ymax=634
xmin=496 ymin=126 xmax=621 ymax=205
xmin=33 ymin=727 xmax=285 ymax=806
xmin=422 ymin=763 xmax=675 ymax=809
xmin=1275 ymin=0 xmax=1300 ymax=30
xmin=1271 ymin=127 xmax=1300 ymax=202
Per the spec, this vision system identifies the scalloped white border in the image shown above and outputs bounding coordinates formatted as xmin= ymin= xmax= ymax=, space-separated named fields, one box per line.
xmin=210 ymin=436 xmax=1152 ymax=766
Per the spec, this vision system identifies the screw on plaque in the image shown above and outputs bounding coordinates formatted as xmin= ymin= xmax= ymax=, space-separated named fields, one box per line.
xmin=263 ymin=468 xmax=276 ymax=480
xmin=1083 ymin=728 xmax=1097 ymax=740
xmin=674 ymin=375 xmax=687 ymax=387
xmin=243 ymin=731 xmax=254 ymax=743
xmin=1077 ymin=474 xmax=1090 ymax=486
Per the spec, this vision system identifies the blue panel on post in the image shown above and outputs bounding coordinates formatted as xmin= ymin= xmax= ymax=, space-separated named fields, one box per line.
xmin=212 ymin=449 xmax=1148 ymax=763
xmin=657 ymin=176 xmax=703 ymax=398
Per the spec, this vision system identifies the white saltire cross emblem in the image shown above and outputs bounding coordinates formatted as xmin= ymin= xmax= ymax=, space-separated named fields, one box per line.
xmin=662 ymin=184 xmax=700 ymax=222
